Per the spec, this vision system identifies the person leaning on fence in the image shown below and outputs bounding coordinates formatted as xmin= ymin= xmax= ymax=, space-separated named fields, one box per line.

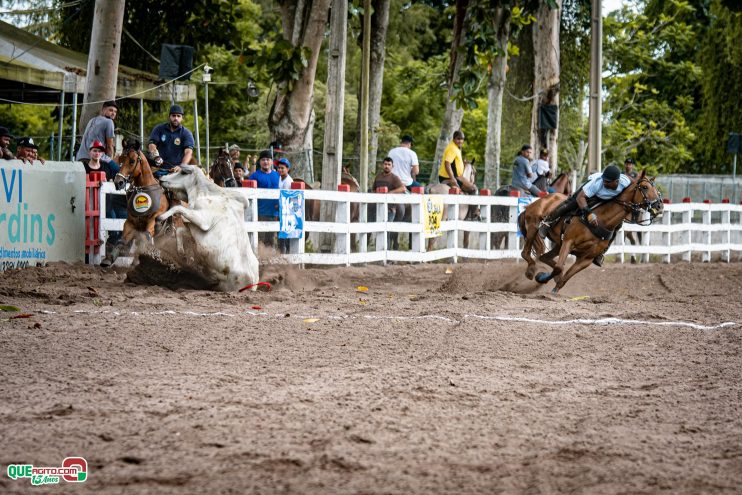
xmin=77 ymin=100 xmax=118 ymax=164
xmin=15 ymin=137 xmax=45 ymax=165
xmin=84 ymin=140 xmax=127 ymax=267
xmin=374 ymin=156 xmax=407 ymax=250
xmin=511 ymin=144 xmax=541 ymax=196
xmin=147 ymin=104 xmax=195 ymax=179
xmin=537 ymin=164 xmax=632 ymax=267
xmin=0 ymin=126 xmax=15 ymax=159
xmin=248 ymin=150 xmax=280 ymax=248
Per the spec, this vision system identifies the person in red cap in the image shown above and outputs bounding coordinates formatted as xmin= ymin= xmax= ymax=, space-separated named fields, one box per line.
xmin=84 ymin=139 xmax=128 ymax=267
xmin=77 ymin=100 xmax=118 ymax=164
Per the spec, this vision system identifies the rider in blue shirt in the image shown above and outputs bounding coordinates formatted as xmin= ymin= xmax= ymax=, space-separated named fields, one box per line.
xmin=537 ymin=164 xmax=632 ymax=266
xmin=147 ymin=104 xmax=195 ymax=179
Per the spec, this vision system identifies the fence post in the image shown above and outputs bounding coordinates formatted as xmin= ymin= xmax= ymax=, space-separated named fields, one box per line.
xmin=479 ymin=189 xmax=492 ymax=251
xmin=289 ymin=181 xmax=306 ymax=257
xmin=662 ymin=199 xmax=672 ymax=263
xmin=375 ymin=187 xmax=388 ymax=264
xmin=702 ymin=200 xmax=712 ymax=262
xmin=85 ymin=172 xmax=105 ymax=265
xmin=682 ymin=197 xmax=692 ymax=262
xmin=508 ymin=190 xmax=520 ymax=255
xmin=333 ymin=184 xmax=351 ymax=265
xmin=721 ymin=198 xmax=731 ymax=262
xmin=447 ymin=187 xmax=460 ymax=262
xmin=244 ymin=180 xmax=259 ymax=255
xmin=411 ymin=187 xmax=425 ymax=254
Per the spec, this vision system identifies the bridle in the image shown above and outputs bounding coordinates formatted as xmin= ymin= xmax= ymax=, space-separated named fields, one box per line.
xmin=114 ymin=147 xmax=142 ymax=188
xmin=211 ymin=151 xmax=237 ymax=187
xmin=616 ymin=177 xmax=663 ymax=225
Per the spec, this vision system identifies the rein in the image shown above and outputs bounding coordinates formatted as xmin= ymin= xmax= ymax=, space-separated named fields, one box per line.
xmin=114 ymin=148 xmax=142 ymax=186
xmin=614 ymin=178 xmax=662 ymax=225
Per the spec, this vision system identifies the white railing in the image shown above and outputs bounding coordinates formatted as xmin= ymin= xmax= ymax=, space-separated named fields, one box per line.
xmin=91 ymin=182 xmax=742 ymax=266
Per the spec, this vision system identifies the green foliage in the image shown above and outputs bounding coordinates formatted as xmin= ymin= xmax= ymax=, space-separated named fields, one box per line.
xmin=603 ymin=0 xmax=703 ymax=173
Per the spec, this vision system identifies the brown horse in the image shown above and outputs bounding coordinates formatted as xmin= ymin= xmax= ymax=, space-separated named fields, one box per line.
xmin=209 ymin=147 xmax=237 ymax=187
xmin=519 ymin=170 xmax=662 ymax=293
xmin=112 ymin=141 xmax=170 ymax=257
xmin=550 ymin=172 xmax=572 ymax=196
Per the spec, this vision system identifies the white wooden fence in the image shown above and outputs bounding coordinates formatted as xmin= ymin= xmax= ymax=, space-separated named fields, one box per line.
xmin=90 ymin=182 xmax=742 ymax=266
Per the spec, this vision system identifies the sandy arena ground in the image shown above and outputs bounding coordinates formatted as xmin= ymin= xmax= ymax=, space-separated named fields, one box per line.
xmin=1 ymin=258 xmax=741 ymax=494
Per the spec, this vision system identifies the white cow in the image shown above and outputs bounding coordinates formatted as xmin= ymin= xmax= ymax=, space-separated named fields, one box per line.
xmin=158 ymin=165 xmax=259 ymax=291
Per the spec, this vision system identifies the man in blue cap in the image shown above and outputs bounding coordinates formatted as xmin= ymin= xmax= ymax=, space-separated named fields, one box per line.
xmin=147 ymin=104 xmax=195 ymax=178
xmin=537 ymin=164 xmax=632 ymax=265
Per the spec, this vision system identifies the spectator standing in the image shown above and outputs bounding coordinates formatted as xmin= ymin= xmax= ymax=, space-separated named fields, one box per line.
xmin=624 ymin=157 xmax=638 ymax=179
xmin=147 ymin=104 xmax=194 ymax=179
xmin=15 ymin=137 xmax=45 ymax=164
xmin=388 ymin=134 xmax=421 ymax=190
xmin=77 ymin=100 xmax=118 ymax=163
xmin=277 ymin=158 xmax=293 ymax=190
xmin=373 ymin=157 xmax=407 ymax=250
xmin=84 ymin=140 xmax=127 ymax=266
xmin=511 ymin=144 xmax=541 ymax=196
xmin=228 ymin=144 xmax=241 ymax=167
xmin=248 ymin=150 xmax=280 ymax=247
xmin=233 ymin=163 xmax=245 ymax=186
xmin=0 ymin=126 xmax=14 ymax=159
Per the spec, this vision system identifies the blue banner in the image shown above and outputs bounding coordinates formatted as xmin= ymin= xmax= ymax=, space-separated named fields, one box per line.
xmin=278 ymin=190 xmax=304 ymax=239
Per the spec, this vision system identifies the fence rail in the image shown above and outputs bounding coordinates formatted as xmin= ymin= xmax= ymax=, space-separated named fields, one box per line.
xmin=88 ymin=182 xmax=742 ymax=266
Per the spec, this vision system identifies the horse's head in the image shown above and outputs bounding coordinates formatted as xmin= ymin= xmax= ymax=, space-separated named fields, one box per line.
xmin=114 ymin=144 xmax=144 ymax=190
xmin=209 ymin=147 xmax=237 ymax=187
xmin=626 ymin=170 xmax=663 ymax=224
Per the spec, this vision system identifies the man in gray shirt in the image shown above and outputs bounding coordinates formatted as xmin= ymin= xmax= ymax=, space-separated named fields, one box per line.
xmin=511 ymin=144 xmax=542 ymax=196
xmin=77 ymin=100 xmax=118 ymax=164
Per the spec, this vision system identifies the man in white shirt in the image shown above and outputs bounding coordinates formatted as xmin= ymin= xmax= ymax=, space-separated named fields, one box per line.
xmin=387 ymin=135 xmax=420 ymax=190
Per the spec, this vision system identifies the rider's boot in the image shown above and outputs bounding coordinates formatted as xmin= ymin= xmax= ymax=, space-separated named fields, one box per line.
xmin=538 ymin=198 xmax=575 ymax=238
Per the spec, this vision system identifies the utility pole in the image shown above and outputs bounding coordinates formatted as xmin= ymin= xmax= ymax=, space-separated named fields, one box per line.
xmin=587 ymin=0 xmax=602 ymax=175
xmin=79 ymin=0 xmax=125 ymax=131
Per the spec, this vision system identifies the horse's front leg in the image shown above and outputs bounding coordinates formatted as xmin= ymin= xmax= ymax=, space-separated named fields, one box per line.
xmin=552 ymin=255 xmax=594 ymax=293
xmin=535 ymin=238 xmax=572 ymax=284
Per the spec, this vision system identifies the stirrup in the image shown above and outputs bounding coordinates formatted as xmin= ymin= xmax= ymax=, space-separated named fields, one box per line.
xmin=592 ymin=254 xmax=604 ymax=267
xmin=537 ymin=221 xmax=551 ymax=238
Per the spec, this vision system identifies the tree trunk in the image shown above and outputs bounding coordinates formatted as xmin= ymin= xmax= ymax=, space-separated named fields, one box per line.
xmin=429 ymin=0 xmax=469 ymax=184
xmin=78 ymin=0 xmax=125 ymax=131
xmin=367 ymin=0 xmax=391 ymax=175
xmin=484 ymin=7 xmax=511 ymax=190
xmin=530 ymin=0 xmax=562 ymax=176
xmin=269 ymin=0 xmax=332 ymax=180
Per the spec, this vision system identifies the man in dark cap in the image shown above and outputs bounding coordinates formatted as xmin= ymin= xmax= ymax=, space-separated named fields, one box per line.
xmin=537 ymin=164 xmax=631 ymax=265
xmin=77 ymin=100 xmax=118 ymax=164
xmin=147 ymin=104 xmax=195 ymax=178
xmin=0 ymin=126 xmax=14 ymax=159
xmin=15 ymin=137 xmax=45 ymax=164
xmin=248 ymin=150 xmax=280 ymax=247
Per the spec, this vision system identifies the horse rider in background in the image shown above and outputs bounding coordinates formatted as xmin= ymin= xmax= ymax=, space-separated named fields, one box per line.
xmin=388 ymin=134 xmax=421 ymax=191
xmin=147 ymin=104 xmax=195 ymax=180
xmin=537 ymin=164 xmax=632 ymax=266
xmin=511 ymin=144 xmax=543 ymax=196
xmin=533 ymin=148 xmax=553 ymax=193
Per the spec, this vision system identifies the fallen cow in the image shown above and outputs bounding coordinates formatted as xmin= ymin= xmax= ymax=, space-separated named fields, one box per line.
xmin=158 ymin=165 xmax=259 ymax=291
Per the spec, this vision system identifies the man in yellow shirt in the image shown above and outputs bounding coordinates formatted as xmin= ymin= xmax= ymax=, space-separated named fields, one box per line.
xmin=437 ymin=130 xmax=475 ymax=192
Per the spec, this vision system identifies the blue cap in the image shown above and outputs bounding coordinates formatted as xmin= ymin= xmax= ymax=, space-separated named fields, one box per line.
xmin=277 ymin=157 xmax=291 ymax=169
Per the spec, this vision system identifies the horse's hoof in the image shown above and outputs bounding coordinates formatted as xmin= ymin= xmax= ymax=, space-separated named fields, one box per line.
xmin=535 ymin=272 xmax=551 ymax=284
xmin=551 ymin=287 xmax=559 ymax=294
xmin=100 ymin=257 xmax=113 ymax=268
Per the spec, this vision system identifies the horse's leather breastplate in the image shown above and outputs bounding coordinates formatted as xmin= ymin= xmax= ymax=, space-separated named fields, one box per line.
xmin=127 ymin=184 xmax=163 ymax=217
